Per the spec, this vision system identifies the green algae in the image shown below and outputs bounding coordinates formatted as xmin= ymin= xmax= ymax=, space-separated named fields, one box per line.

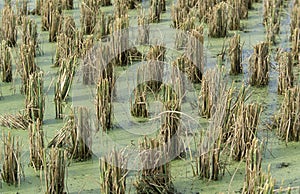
xmin=0 ymin=0 xmax=300 ymax=193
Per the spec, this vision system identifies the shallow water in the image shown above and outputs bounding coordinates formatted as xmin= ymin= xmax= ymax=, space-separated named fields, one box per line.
xmin=1 ymin=0 xmax=300 ymax=193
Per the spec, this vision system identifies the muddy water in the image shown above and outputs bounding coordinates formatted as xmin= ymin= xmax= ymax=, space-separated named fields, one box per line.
xmin=1 ymin=0 xmax=300 ymax=193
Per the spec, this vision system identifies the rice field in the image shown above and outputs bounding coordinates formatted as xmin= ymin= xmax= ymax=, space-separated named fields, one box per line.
xmin=0 ymin=0 xmax=300 ymax=193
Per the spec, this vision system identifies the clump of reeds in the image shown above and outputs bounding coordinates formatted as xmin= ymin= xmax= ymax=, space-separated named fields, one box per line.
xmin=264 ymin=0 xmax=281 ymax=44
xmin=61 ymin=0 xmax=73 ymax=10
xmin=29 ymin=119 xmax=44 ymax=170
xmin=19 ymin=43 xmax=38 ymax=94
xmin=41 ymin=0 xmax=62 ymax=31
xmin=48 ymin=108 xmax=92 ymax=161
xmin=197 ymin=0 xmax=216 ymax=22
xmin=25 ymin=71 xmax=45 ymax=122
xmin=54 ymin=29 xmax=83 ymax=67
xmin=275 ymin=86 xmax=300 ymax=142
xmin=277 ymin=51 xmax=293 ymax=94
xmin=198 ymin=68 xmax=224 ymax=118
xmin=131 ymin=67 xmax=148 ymax=118
xmin=174 ymin=9 xmax=197 ymax=49
xmin=72 ymin=107 xmax=92 ymax=160
xmin=114 ymin=0 xmax=128 ymax=19
xmin=137 ymin=9 xmax=150 ymax=45
xmin=96 ymin=11 xmax=113 ymax=40
xmin=4 ymin=0 xmax=11 ymax=7
xmin=100 ymin=0 xmax=112 ymax=6
xmin=228 ymin=103 xmax=262 ymax=161
xmin=171 ymin=0 xmax=190 ymax=29
xmin=193 ymin=130 xmax=222 ymax=180
xmin=96 ymin=78 xmax=113 ymax=132
xmin=100 ymin=149 xmax=128 ymax=194
xmin=149 ymin=0 xmax=163 ymax=23
xmin=249 ymin=42 xmax=269 ymax=86
xmin=242 ymin=138 xmax=276 ymax=193
xmin=292 ymin=28 xmax=300 ymax=64
xmin=62 ymin=16 xmax=76 ymax=39
xmin=0 ymin=112 xmax=30 ymax=130
xmin=193 ymin=80 xmax=230 ymax=180
xmin=1 ymin=131 xmax=23 ymax=186
xmin=228 ymin=0 xmax=240 ymax=30
xmin=1 ymin=5 xmax=17 ymax=47
xmin=54 ymin=56 xmax=77 ymax=119
xmin=80 ymin=0 xmax=99 ymax=35
xmin=134 ymin=138 xmax=175 ymax=193
xmin=0 ymin=40 xmax=12 ymax=82
xmin=185 ymin=27 xmax=204 ymax=83
xmin=208 ymin=2 xmax=228 ymax=38
xmin=160 ymin=84 xmax=182 ymax=158
xmin=146 ymin=44 xmax=166 ymax=92
xmin=228 ymin=33 xmax=243 ymax=75
xmin=44 ymin=148 xmax=67 ymax=194
xmin=49 ymin=10 xmax=63 ymax=42
xmin=33 ymin=0 xmax=43 ymax=15
xmin=16 ymin=0 xmax=28 ymax=24
xmin=239 ymin=0 xmax=250 ymax=19
xmin=110 ymin=16 xmax=130 ymax=66
xmin=290 ymin=1 xmax=300 ymax=40
xmin=21 ymin=16 xmax=39 ymax=56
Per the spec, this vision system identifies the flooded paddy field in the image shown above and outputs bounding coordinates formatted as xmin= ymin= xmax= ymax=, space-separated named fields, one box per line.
xmin=0 ymin=0 xmax=300 ymax=193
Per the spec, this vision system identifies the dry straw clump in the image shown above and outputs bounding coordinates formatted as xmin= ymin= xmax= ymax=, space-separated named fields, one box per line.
xmin=0 ymin=40 xmax=12 ymax=82
xmin=275 ymin=86 xmax=300 ymax=142
xmin=96 ymin=11 xmax=114 ymax=40
xmin=149 ymin=0 xmax=165 ymax=23
xmin=99 ymin=149 xmax=128 ymax=194
xmin=100 ymin=0 xmax=112 ymax=6
xmin=263 ymin=0 xmax=282 ymax=44
xmin=48 ymin=108 xmax=92 ymax=161
xmin=208 ymin=2 xmax=228 ymax=38
xmin=96 ymin=78 xmax=113 ymax=132
xmin=54 ymin=56 xmax=77 ymax=119
xmin=227 ymin=102 xmax=262 ymax=161
xmin=61 ymin=0 xmax=73 ymax=10
xmin=41 ymin=0 xmax=62 ymax=31
xmin=171 ymin=0 xmax=191 ymax=29
xmin=16 ymin=0 xmax=28 ymax=23
xmin=292 ymin=28 xmax=300 ymax=64
xmin=160 ymin=84 xmax=182 ymax=158
xmin=242 ymin=138 xmax=277 ymax=193
xmin=290 ymin=0 xmax=300 ymax=40
xmin=185 ymin=27 xmax=204 ymax=83
xmin=0 ymin=112 xmax=30 ymax=130
xmin=25 ymin=71 xmax=45 ymax=122
xmin=29 ymin=119 xmax=44 ymax=170
xmin=43 ymin=148 xmax=67 ymax=194
xmin=193 ymin=76 xmax=230 ymax=180
xmin=228 ymin=33 xmax=243 ymax=75
xmin=80 ymin=0 xmax=99 ymax=35
xmin=198 ymin=68 xmax=224 ymax=118
xmin=131 ymin=67 xmax=148 ymax=118
xmin=49 ymin=10 xmax=63 ymax=42
xmin=146 ymin=44 xmax=166 ymax=92
xmin=72 ymin=107 xmax=92 ymax=161
xmin=21 ymin=16 xmax=39 ymax=56
xmin=1 ymin=5 xmax=17 ymax=47
xmin=1 ymin=131 xmax=24 ymax=186
xmin=33 ymin=0 xmax=43 ymax=15
xmin=249 ymin=42 xmax=269 ymax=86
xmin=277 ymin=51 xmax=293 ymax=95
xmin=228 ymin=0 xmax=240 ymax=30
xmin=19 ymin=43 xmax=38 ymax=94
xmin=134 ymin=138 xmax=175 ymax=194
xmin=137 ymin=9 xmax=150 ymax=45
